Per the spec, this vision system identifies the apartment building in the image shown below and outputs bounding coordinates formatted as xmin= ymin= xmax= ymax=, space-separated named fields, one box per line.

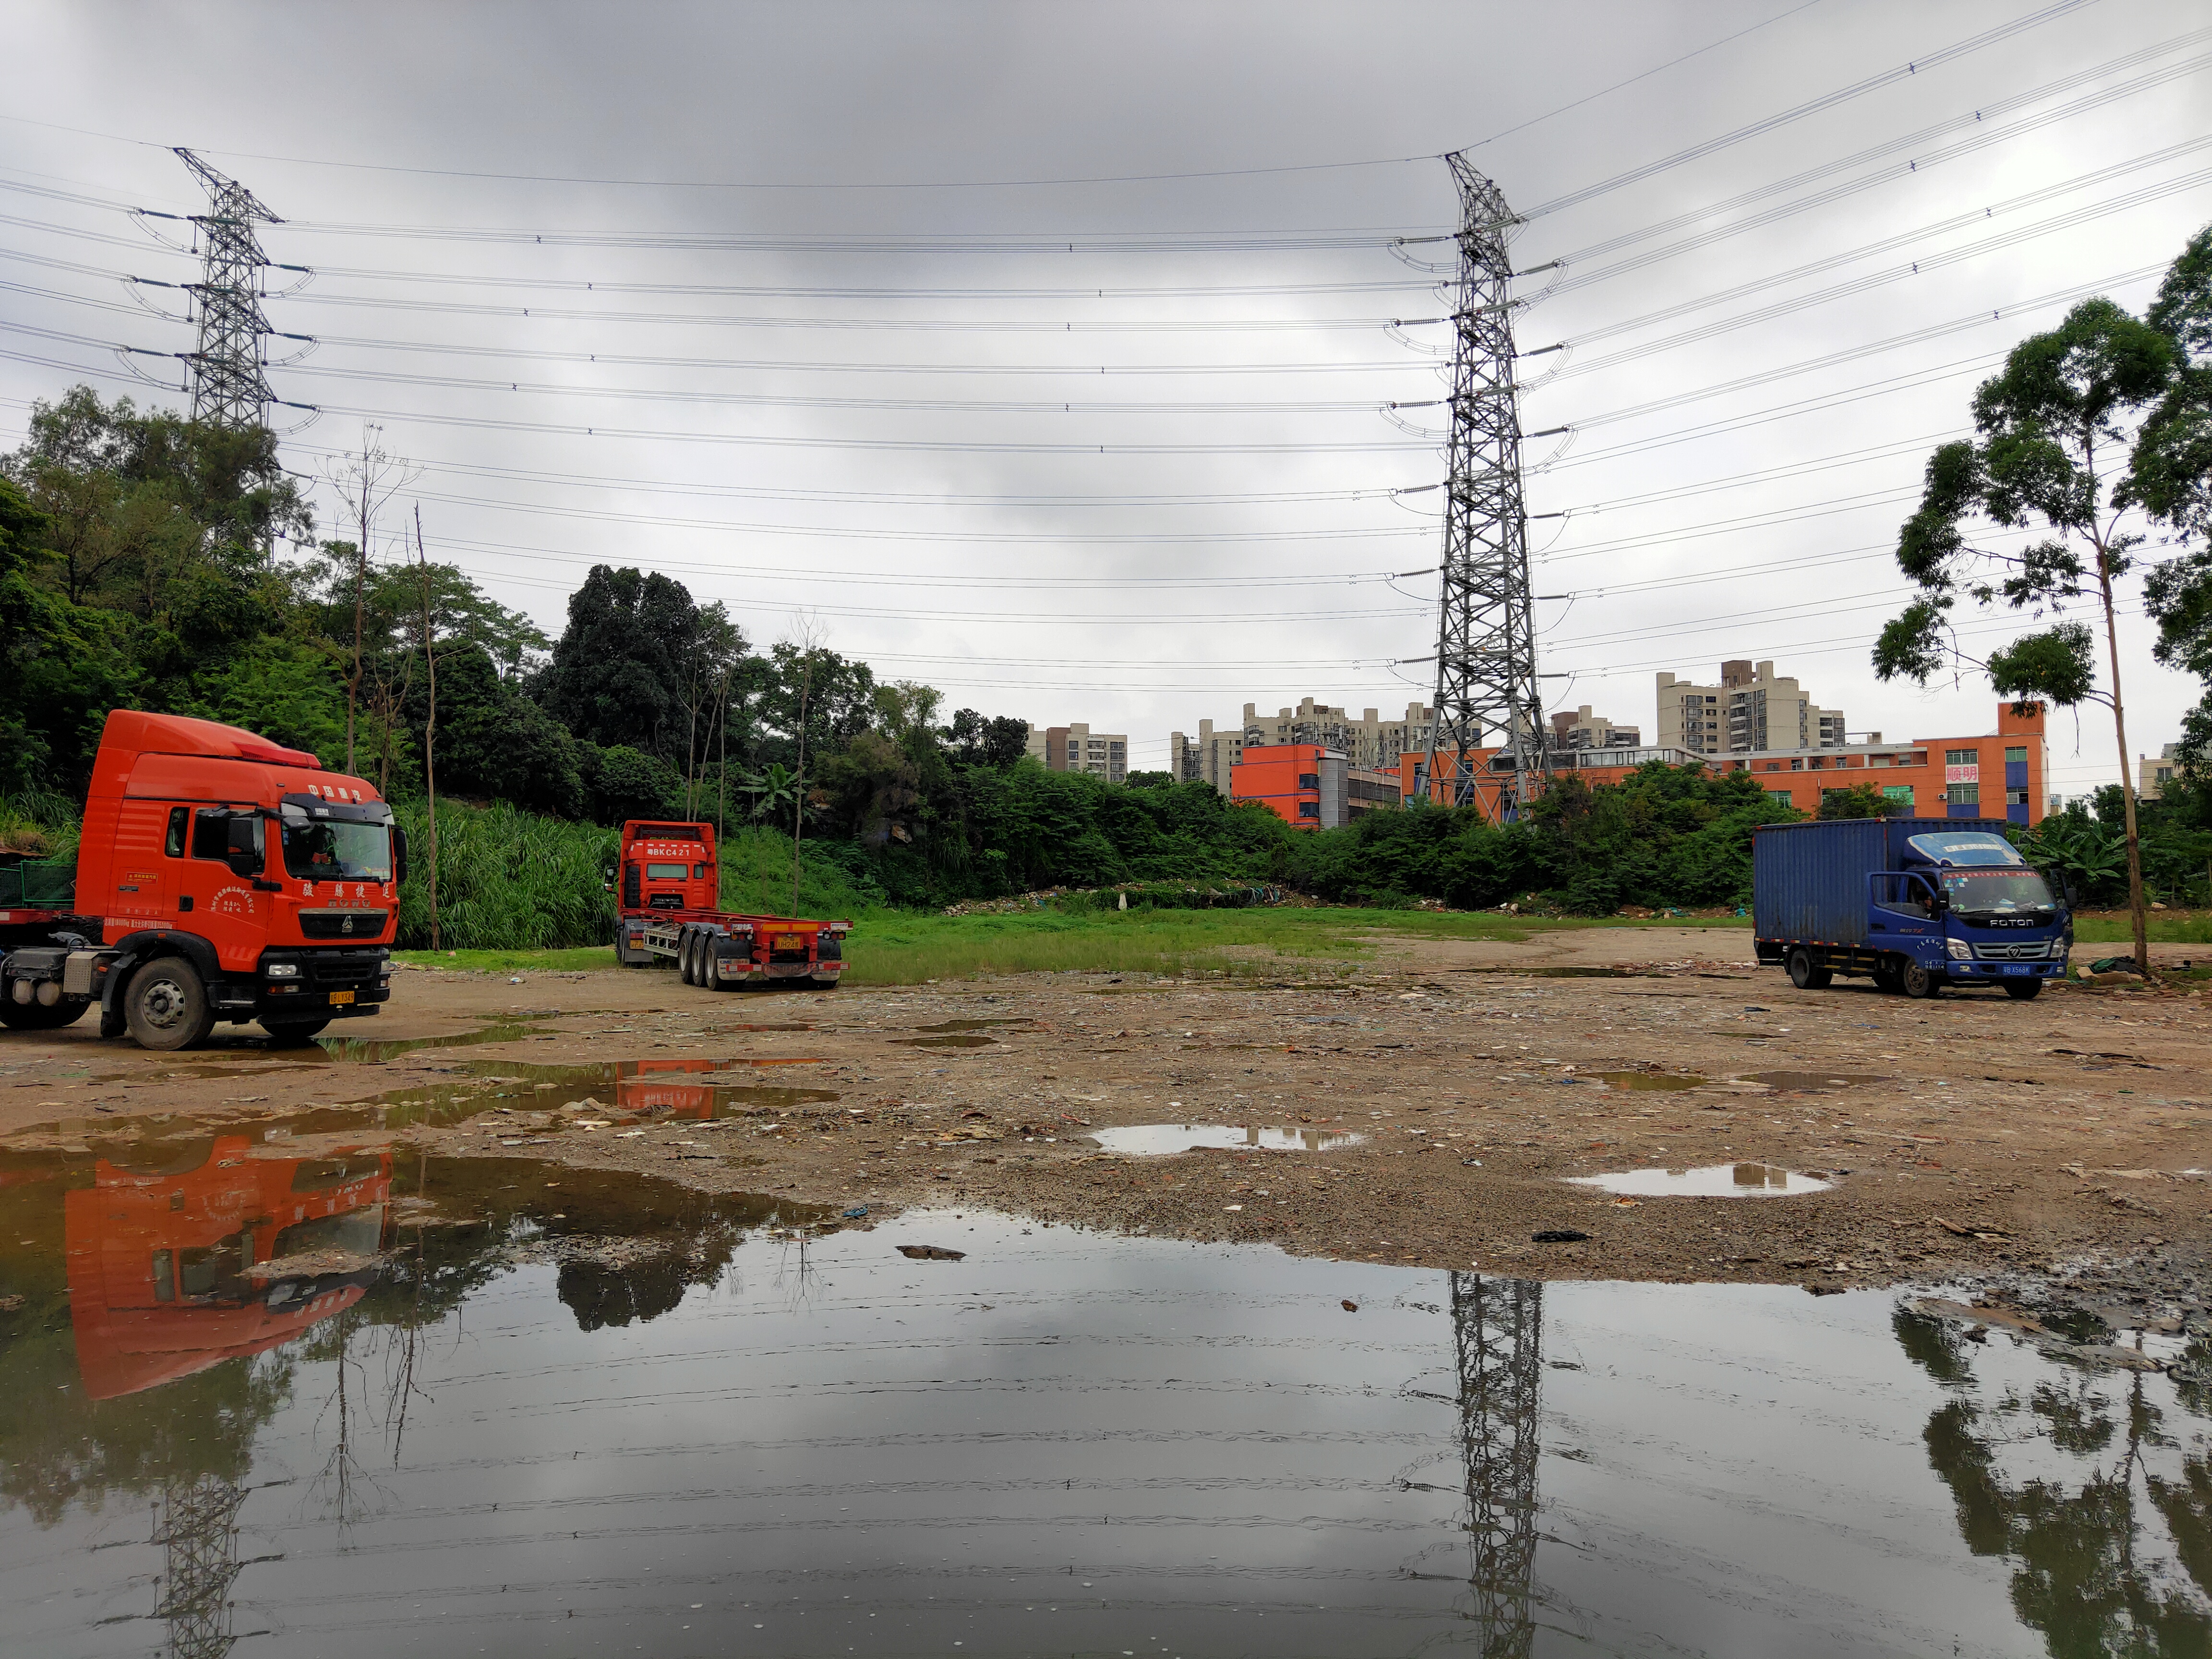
xmin=1229 ymin=745 xmax=1403 ymax=830
xmin=1024 ymin=721 xmax=1128 ymax=784
xmin=1173 ymin=697 xmax=1433 ymax=795
xmin=1167 ymin=719 xmax=1244 ymax=792
xmin=1656 ymin=660 xmax=1847 ymax=757
xmin=1403 ymin=700 xmax=2049 ymax=827
xmin=2140 ymin=744 xmax=2182 ymax=801
xmin=1548 ymin=706 xmax=1642 ymax=750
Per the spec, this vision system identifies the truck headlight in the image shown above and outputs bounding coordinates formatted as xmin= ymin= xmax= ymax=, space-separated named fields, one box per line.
xmin=1945 ymin=939 xmax=1973 ymax=961
xmin=265 ymin=962 xmax=301 ymax=979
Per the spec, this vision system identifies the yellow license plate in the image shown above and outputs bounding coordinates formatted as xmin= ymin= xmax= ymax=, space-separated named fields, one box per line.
xmin=775 ymin=934 xmax=804 ymax=951
xmin=329 ymin=990 xmax=355 ymax=1005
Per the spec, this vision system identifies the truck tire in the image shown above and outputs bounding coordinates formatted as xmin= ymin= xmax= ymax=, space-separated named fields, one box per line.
xmin=681 ymin=932 xmax=703 ymax=986
xmin=123 ymin=957 xmax=216 ymax=1051
xmin=1786 ymin=949 xmax=1832 ymax=990
xmin=2003 ymin=979 xmax=2045 ymax=1000
xmin=262 ymin=1018 xmax=332 ymax=1045
xmin=0 ymin=994 xmax=91 ymax=1031
xmin=1899 ymin=961 xmax=1944 ymax=999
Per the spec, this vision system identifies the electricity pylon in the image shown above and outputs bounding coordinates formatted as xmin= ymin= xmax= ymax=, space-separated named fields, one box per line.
xmin=1420 ymin=155 xmax=1546 ymax=821
xmin=175 ymin=148 xmax=280 ymax=432
xmin=1451 ymin=1271 xmax=1542 ymax=1655
xmin=153 ymin=1472 xmax=247 ymax=1659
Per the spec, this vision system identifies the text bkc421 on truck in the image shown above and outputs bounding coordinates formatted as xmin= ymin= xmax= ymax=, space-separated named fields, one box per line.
xmin=609 ymin=819 xmax=850 ymax=990
xmin=0 ymin=710 xmax=404 ymax=1050
xmin=1752 ymin=817 xmax=2071 ymax=1000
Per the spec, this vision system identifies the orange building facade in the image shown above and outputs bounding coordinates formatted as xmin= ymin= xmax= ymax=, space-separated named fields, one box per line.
xmin=1396 ymin=701 xmax=2049 ymax=826
xmin=1229 ymin=744 xmax=1403 ymax=830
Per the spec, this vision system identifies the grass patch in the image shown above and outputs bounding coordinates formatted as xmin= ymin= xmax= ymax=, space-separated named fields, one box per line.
xmin=384 ymin=907 xmax=1749 ymax=987
xmin=393 ymin=946 xmax=618 ymax=974
xmin=2071 ymin=912 xmax=2212 ymax=944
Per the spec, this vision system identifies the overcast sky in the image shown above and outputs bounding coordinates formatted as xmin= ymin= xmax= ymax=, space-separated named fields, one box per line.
xmin=4 ymin=0 xmax=2207 ymax=797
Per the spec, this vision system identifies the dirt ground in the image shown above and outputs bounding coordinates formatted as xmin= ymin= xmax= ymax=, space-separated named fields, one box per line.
xmin=5 ymin=923 xmax=2209 ymax=1294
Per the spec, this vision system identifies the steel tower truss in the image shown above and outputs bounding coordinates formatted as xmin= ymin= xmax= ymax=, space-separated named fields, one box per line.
xmin=153 ymin=1472 xmax=247 ymax=1659
xmin=175 ymin=148 xmax=280 ymax=432
xmin=1423 ymin=154 xmax=1544 ymax=820
xmin=1451 ymin=1271 xmax=1542 ymax=1656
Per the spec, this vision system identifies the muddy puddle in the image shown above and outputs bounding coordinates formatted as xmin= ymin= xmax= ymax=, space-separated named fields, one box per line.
xmin=2 ymin=1168 xmax=2203 ymax=1659
xmin=12 ymin=1057 xmax=842 ymax=1160
xmin=1740 ymin=1070 xmax=1891 ymax=1091
xmin=1090 ymin=1122 xmax=1367 ymax=1154
xmin=1568 ymin=1162 xmax=1836 ymax=1197
xmin=896 ymin=1033 xmax=999 ymax=1049
xmin=913 ymin=1017 xmax=1034 ymax=1033
xmin=1591 ymin=1070 xmax=1708 ymax=1092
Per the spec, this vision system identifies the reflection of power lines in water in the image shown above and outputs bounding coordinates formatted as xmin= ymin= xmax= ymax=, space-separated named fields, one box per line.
xmin=153 ymin=1472 xmax=245 ymax=1659
xmin=1450 ymin=1272 xmax=1541 ymax=1657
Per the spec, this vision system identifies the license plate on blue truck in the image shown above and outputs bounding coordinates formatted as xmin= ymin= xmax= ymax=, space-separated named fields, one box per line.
xmin=2003 ymin=964 xmax=2031 ymax=975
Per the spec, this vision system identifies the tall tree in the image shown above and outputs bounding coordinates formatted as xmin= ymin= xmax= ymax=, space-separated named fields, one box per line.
xmin=534 ymin=565 xmax=741 ymax=765
xmin=320 ymin=428 xmax=415 ymax=775
xmin=2130 ymin=227 xmax=2212 ymax=770
xmin=1875 ymin=296 xmax=2180 ymax=975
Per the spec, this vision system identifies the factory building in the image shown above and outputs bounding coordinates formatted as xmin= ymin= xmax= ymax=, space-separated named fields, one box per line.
xmin=1229 ymin=745 xmax=1403 ymax=830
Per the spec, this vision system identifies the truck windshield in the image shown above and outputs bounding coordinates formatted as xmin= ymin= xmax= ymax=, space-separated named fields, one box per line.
xmin=281 ymin=819 xmax=394 ymax=882
xmin=1940 ymin=869 xmax=2056 ymax=915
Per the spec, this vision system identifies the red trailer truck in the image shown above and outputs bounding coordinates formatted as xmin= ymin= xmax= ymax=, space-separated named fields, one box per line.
xmin=0 ymin=709 xmax=404 ymax=1049
xmin=609 ymin=819 xmax=850 ymax=990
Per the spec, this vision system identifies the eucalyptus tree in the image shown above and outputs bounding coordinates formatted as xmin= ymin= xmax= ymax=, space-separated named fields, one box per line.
xmin=1875 ymin=294 xmax=2180 ymax=974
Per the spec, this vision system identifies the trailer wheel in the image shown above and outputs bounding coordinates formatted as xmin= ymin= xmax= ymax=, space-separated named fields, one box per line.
xmin=1786 ymin=949 xmax=1832 ymax=990
xmin=2003 ymin=979 xmax=2044 ymax=1000
xmin=0 ymin=994 xmax=91 ymax=1031
xmin=683 ymin=932 xmax=705 ymax=986
xmin=123 ymin=958 xmax=216 ymax=1051
xmin=1899 ymin=961 xmax=1944 ymax=999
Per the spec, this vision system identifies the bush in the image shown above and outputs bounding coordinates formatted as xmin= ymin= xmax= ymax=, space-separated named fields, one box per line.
xmin=392 ymin=799 xmax=617 ymax=950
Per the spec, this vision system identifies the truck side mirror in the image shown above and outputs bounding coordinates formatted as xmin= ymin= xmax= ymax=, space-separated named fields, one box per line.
xmin=225 ymin=814 xmax=265 ymax=878
xmin=393 ymin=825 xmax=410 ymax=887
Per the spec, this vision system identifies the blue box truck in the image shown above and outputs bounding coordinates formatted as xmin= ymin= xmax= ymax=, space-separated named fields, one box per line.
xmin=1751 ymin=817 xmax=2071 ymax=1000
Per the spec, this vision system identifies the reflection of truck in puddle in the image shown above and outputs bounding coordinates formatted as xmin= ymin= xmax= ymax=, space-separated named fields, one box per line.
xmin=64 ymin=1137 xmax=390 ymax=1399
xmin=605 ymin=1058 xmax=835 ymax=1121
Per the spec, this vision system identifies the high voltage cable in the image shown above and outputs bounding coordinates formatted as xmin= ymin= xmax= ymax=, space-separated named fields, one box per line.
xmin=1541 ymin=32 xmax=2212 ymax=276
xmin=1535 ymin=152 xmax=2212 ymax=378
xmin=1520 ymin=0 xmax=2097 ymax=219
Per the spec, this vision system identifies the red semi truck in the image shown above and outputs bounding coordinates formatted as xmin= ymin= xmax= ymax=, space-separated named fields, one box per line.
xmin=0 ymin=709 xmax=402 ymax=1050
xmin=609 ymin=819 xmax=850 ymax=990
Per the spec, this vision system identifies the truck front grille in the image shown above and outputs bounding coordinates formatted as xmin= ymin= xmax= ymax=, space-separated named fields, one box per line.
xmin=301 ymin=909 xmax=389 ymax=940
xmin=1973 ymin=939 xmax=2052 ymax=961
xmin=303 ymin=950 xmax=386 ymax=990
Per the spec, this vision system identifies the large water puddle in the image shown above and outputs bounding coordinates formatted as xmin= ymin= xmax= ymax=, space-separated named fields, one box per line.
xmin=0 ymin=1146 xmax=2205 ymax=1656
xmin=1090 ymin=1122 xmax=1367 ymax=1154
xmin=1591 ymin=1070 xmax=1709 ymax=1092
xmin=1567 ymin=1162 xmax=1836 ymax=1197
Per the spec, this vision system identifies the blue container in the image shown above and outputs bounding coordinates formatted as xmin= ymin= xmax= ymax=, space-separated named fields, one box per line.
xmin=1753 ymin=817 xmax=2014 ymax=950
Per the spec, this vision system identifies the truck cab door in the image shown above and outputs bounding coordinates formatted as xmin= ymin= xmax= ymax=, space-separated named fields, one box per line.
xmin=1870 ymin=872 xmax=1938 ymax=934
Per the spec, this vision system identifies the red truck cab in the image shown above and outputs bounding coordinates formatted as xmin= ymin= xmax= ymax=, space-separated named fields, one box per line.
xmin=0 ymin=709 xmax=405 ymax=1049
xmin=609 ymin=818 xmax=850 ymax=988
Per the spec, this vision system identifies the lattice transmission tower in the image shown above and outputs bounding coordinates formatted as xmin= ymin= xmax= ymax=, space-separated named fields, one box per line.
xmin=1420 ymin=155 xmax=1546 ymax=821
xmin=152 ymin=1472 xmax=247 ymax=1659
xmin=175 ymin=148 xmax=281 ymax=432
xmin=1450 ymin=1271 xmax=1542 ymax=1655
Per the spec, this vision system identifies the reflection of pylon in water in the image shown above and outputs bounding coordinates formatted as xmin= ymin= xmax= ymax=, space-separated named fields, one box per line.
xmin=1451 ymin=1272 xmax=1541 ymax=1657
xmin=153 ymin=1473 xmax=246 ymax=1659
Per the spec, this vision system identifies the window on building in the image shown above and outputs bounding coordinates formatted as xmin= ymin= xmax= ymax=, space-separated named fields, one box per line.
xmin=2004 ymin=746 xmax=2027 ymax=764
xmin=1945 ymin=747 xmax=1979 ymax=766
xmin=1883 ymin=784 xmax=1914 ymax=807
xmin=2156 ymin=766 xmax=2175 ymax=783
xmin=1297 ymin=773 xmax=1320 ymax=790
xmin=1947 ymin=782 xmax=1980 ymax=805
xmin=1297 ymin=801 xmax=1320 ymax=819
xmin=1765 ymin=789 xmax=1794 ymax=806
xmin=2007 ymin=788 xmax=2030 ymax=806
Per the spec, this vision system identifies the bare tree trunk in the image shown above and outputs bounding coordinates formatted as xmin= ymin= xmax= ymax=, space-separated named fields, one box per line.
xmin=415 ymin=506 xmax=441 ymax=953
xmin=347 ymin=478 xmax=367 ymax=775
xmin=2095 ymin=537 xmax=2151 ymax=976
xmin=793 ymin=654 xmax=814 ymax=918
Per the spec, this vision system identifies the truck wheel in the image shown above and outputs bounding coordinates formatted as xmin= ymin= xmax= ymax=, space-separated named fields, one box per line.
xmin=261 ymin=1018 xmax=332 ymax=1045
xmin=0 ymin=994 xmax=91 ymax=1031
xmin=1899 ymin=961 xmax=1944 ymax=1000
xmin=2003 ymin=979 xmax=2045 ymax=1000
xmin=123 ymin=958 xmax=216 ymax=1051
xmin=682 ymin=932 xmax=704 ymax=986
xmin=1786 ymin=949 xmax=1832 ymax=990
